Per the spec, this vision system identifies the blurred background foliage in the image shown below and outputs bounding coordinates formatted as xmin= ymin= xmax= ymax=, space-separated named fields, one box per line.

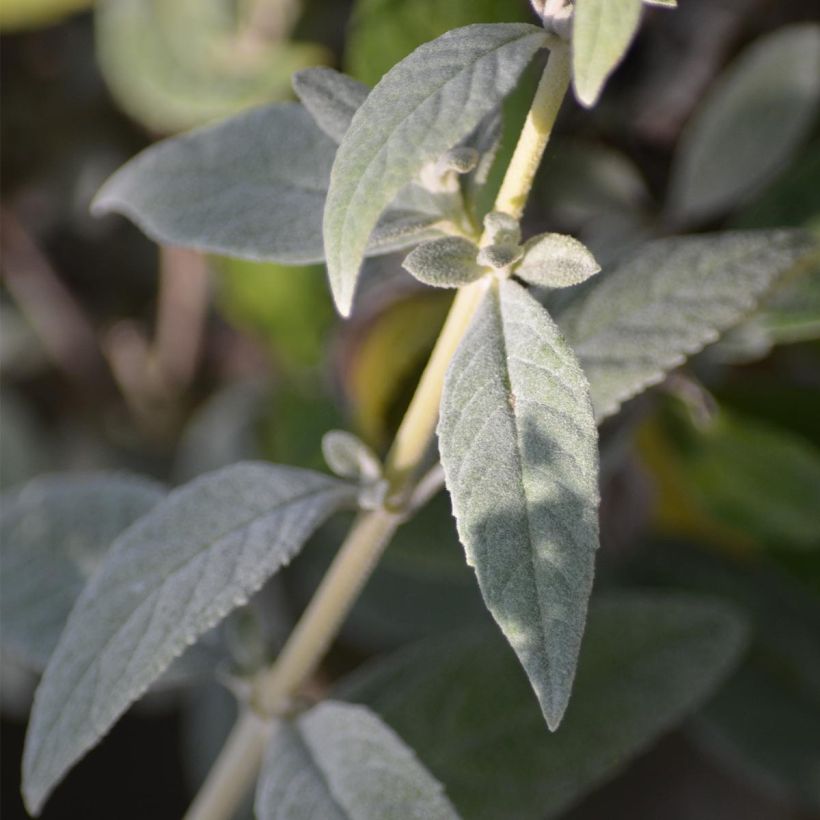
xmin=1 ymin=0 xmax=819 ymax=818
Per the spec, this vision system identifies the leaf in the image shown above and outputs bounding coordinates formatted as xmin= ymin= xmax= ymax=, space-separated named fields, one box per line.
xmin=438 ymin=278 xmax=599 ymax=729
xmin=256 ymin=700 xmax=461 ymax=820
xmin=323 ymin=23 xmax=548 ymax=316
xmin=0 ymin=474 xmax=165 ymax=668
xmin=403 ymin=237 xmax=485 ymax=288
xmin=322 ymin=431 xmax=381 ymax=483
xmin=557 ymin=230 xmax=817 ymax=422
xmin=669 ymin=24 xmax=820 ymax=225
xmin=0 ymin=0 xmax=91 ymax=32
xmin=293 ymin=67 xmax=370 ymax=144
xmin=92 ymin=103 xmax=336 ymax=265
xmin=572 ymin=0 xmax=643 ymax=107
xmin=95 ymin=0 xmax=328 ymax=133
xmin=515 ymin=233 xmax=601 ymax=288
xmin=341 ymin=593 xmax=748 ymax=820
xmin=22 ymin=462 xmax=357 ymax=814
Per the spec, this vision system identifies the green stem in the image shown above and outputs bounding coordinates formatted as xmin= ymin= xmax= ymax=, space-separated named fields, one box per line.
xmin=183 ymin=42 xmax=571 ymax=820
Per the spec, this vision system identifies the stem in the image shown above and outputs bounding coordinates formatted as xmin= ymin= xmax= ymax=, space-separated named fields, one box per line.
xmin=185 ymin=43 xmax=571 ymax=820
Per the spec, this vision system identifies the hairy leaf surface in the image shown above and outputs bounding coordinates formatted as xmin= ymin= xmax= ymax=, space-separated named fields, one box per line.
xmin=557 ymin=230 xmax=817 ymax=421
xmin=256 ymin=701 xmax=461 ymax=820
xmin=669 ymin=24 xmax=820 ymax=225
xmin=438 ymin=279 xmax=599 ymax=729
xmin=293 ymin=67 xmax=369 ymax=144
xmin=0 ymin=474 xmax=164 ymax=667
xmin=22 ymin=463 xmax=356 ymax=814
xmin=93 ymin=103 xmax=336 ymax=264
xmin=324 ymin=23 xmax=548 ymax=315
xmin=342 ymin=594 xmax=747 ymax=820
xmin=572 ymin=0 xmax=643 ymax=107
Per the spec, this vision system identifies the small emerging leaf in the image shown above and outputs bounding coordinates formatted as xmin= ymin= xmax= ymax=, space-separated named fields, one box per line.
xmin=476 ymin=242 xmax=523 ymax=270
xmin=515 ymin=233 xmax=600 ymax=288
xmin=256 ymin=701 xmax=461 ymax=819
xmin=572 ymin=0 xmax=643 ymax=107
xmin=322 ymin=430 xmax=382 ymax=483
xmin=324 ymin=22 xmax=548 ymax=315
xmin=403 ymin=237 xmax=485 ymax=288
xmin=438 ymin=279 xmax=599 ymax=729
xmin=293 ymin=67 xmax=370 ymax=144
xmin=22 ymin=463 xmax=356 ymax=814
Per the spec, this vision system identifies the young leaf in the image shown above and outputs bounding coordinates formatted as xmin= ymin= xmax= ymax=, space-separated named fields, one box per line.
xmin=341 ymin=593 xmax=747 ymax=820
xmin=256 ymin=701 xmax=461 ymax=820
xmin=572 ymin=0 xmax=643 ymax=107
xmin=515 ymin=233 xmax=600 ymax=288
xmin=292 ymin=67 xmax=370 ymax=144
xmin=322 ymin=430 xmax=382 ymax=483
xmin=323 ymin=23 xmax=549 ymax=316
xmin=92 ymin=103 xmax=336 ymax=264
xmin=22 ymin=463 xmax=357 ymax=815
xmin=0 ymin=474 xmax=165 ymax=668
xmin=438 ymin=279 xmax=599 ymax=730
xmin=669 ymin=24 xmax=820 ymax=225
xmin=557 ymin=230 xmax=817 ymax=422
xmin=403 ymin=237 xmax=485 ymax=288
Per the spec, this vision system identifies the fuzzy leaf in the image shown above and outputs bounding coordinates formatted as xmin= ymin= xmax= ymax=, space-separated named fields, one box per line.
xmin=323 ymin=23 xmax=548 ymax=316
xmin=515 ymin=233 xmax=600 ymax=288
xmin=22 ymin=463 xmax=356 ymax=814
xmin=293 ymin=67 xmax=370 ymax=144
xmin=0 ymin=474 xmax=165 ymax=668
xmin=322 ymin=431 xmax=382 ymax=483
xmin=669 ymin=24 xmax=820 ymax=225
xmin=558 ymin=230 xmax=817 ymax=421
xmin=342 ymin=593 xmax=747 ymax=820
xmin=403 ymin=237 xmax=485 ymax=288
xmin=438 ymin=279 xmax=599 ymax=729
xmin=92 ymin=103 xmax=336 ymax=264
xmin=572 ymin=0 xmax=643 ymax=107
xmin=256 ymin=701 xmax=461 ymax=820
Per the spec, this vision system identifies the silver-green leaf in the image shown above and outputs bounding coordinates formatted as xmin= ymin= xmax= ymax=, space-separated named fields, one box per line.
xmin=0 ymin=473 xmax=165 ymax=668
xmin=557 ymin=230 xmax=817 ymax=422
xmin=669 ymin=24 xmax=820 ymax=225
xmin=22 ymin=463 xmax=357 ymax=815
xmin=341 ymin=593 xmax=748 ymax=820
xmin=515 ymin=233 xmax=600 ymax=288
xmin=92 ymin=103 xmax=336 ymax=264
xmin=403 ymin=237 xmax=485 ymax=288
xmin=323 ymin=23 xmax=549 ymax=316
xmin=293 ymin=67 xmax=370 ymax=144
xmin=256 ymin=700 xmax=461 ymax=820
xmin=572 ymin=0 xmax=643 ymax=107
xmin=438 ymin=278 xmax=599 ymax=730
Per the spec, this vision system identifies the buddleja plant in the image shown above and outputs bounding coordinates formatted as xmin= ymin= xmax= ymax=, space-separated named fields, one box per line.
xmin=3 ymin=1 xmax=818 ymax=818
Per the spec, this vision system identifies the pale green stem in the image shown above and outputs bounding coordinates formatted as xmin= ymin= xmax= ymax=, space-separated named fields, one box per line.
xmin=183 ymin=42 xmax=572 ymax=820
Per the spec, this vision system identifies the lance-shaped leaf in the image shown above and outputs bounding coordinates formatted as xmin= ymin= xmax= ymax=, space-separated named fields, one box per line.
xmin=669 ymin=24 xmax=820 ymax=226
xmin=323 ymin=23 xmax=549 ymax=316
xmin=572 ymin=0 xmax=643 ymax=107
xmin=256 ymin=701 xmax=461 ymax=820
xmin=0 ymin=473 xmax=165 ymax=668
xmin=22 ymin=463 xmax=357 ymax=815
xmin=438 ymin=279 xmax=599 ymax=730
xmin=557 ymin=230 xmax=817 ymax=422
xmin=341 ymin=593 xmax=747 ymax=820
xmin=293 ymin=67 xmax=370 ymax=144
xmin=92 ymin=103 xmax=336 ymax=265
